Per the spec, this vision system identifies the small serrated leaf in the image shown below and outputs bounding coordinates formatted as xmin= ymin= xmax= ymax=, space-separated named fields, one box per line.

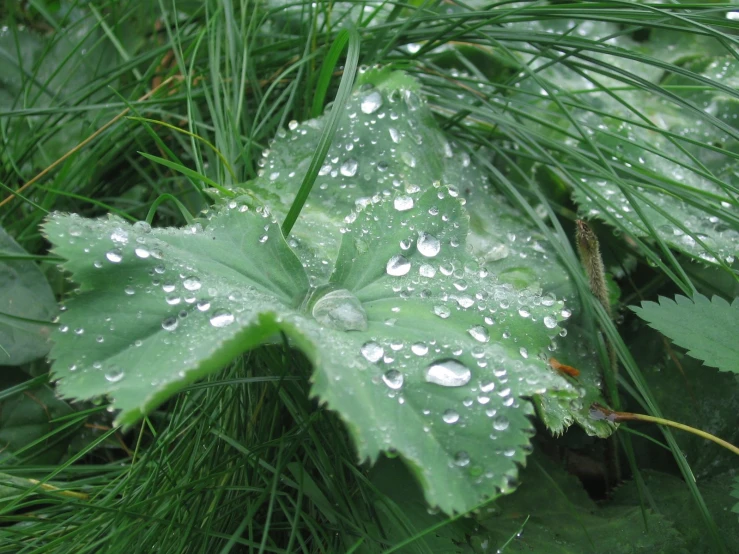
xmin=630 ymin=294 xmax=739 ymax=374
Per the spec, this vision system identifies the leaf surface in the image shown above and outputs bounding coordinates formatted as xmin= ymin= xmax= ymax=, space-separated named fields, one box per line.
xmin=243 ymin=68 xmax=611 ymax=438
xmin=0 ymin=227 xmax=57 ymax=365
xmin=477 ymin=453 xmax=689 ymax=553
xmin=630 ymin=294 xmax=739 ymax=375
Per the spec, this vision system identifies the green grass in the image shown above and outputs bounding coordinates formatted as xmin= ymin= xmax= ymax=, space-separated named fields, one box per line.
xmin=1 ymin=1 xmax=738 ymax=552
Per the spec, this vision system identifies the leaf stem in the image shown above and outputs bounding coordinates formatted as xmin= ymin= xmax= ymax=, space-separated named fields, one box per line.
xmin=590 ymin=404 xmax=739 ymax=456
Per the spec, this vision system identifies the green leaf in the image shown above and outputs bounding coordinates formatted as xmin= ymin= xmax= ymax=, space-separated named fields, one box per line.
xmin=731 ymin=477 xmax=739 ymax=521
xmin=0 ymin=226 xmax=57 ymax=365
xmin=0 ymin=370 xmax=77 ymax=465
xmin=368 ymin=457 xmax=474 ymax=553
xmin=242 ymin=68 xmax=611 ymax=438
xmin=476 ymin=453 xmax=689 ymax=553
xmin=45 ymin=183 xmax=582 ymax=513
xmin=630 ymin=294 xmax=739 ymax=375
xmin=626 ymin=326 xmax=739 ymax=480
xmin=610 ymin=470 xmax=739 ymax=554
xmin=44 ymin=206 xmax=308 ymax=423
xmin=45 ymin=69 xmax=621 ymax=513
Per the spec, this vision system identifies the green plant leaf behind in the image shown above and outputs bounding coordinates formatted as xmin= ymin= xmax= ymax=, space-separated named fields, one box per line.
xmin=626 ymin=326 xmax=739 ymax=481
xmin=630 ymin=294 xmax=739 ymax=375
xmin=0 ymin=369 xmax=78 ymax=465
xmin=0 ymin=226 xmax=57 ymax=365
xmin=610 ymin=470 xmax=739 ymax=554
xmin=367 ymin=457 xmax=474 ymax=553
xmin=476 ymin=453 xmax=689 ymax=554
xmin=43 ymin=201 xmax=310 ymax=424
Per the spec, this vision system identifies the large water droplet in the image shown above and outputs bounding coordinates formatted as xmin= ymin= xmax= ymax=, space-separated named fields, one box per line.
xmin=484 ymin=244 xmax=509 ymax=262
xmin=382 ymin=370 xmax=404 ymax=390
xmin=543 ymin=315 xmax=557 ymax=329
xmin=411 ymin=342 xmax=429 ymax=356
xmin=106 ymin=249 xmax=123 ymax=263
xmin=417 ymin=232 xmax=441 ymax=257
xmin=433 ymin=305 xmax=451 ymax=319
xmin=210 ymin=309 xmax=235 ymax=328
xmin=453 ymin=451 xmax=470 ymax=467
xmin=183 ymin=276 xmax=202 ymax=291
xmin=361 ymin=341 xmax=384 ymax=363
xmin=386 ymin=255 xmax=411 ymax=276
xmin=360 ymin=90 xmax=383 ymax=114
xmin=468 ymin=325 xmax=490 ymax=343
xmin=105 ymin=368 xmax=125 ymax=383
xmin=340 ymin=159 xmax=358 ymax=177
xmin=312 ymin=289 xmax=368 ymax=332
xmin=394 ymin=196 xmax=414 ymax=211
xmin=162 ymin=316 xmax=178 ymax=331
xmin=492 ymin=415 xmax=510 ymax=431
xmin=419 ymin=264 xmax=436 ymax=278
xmin=110 ymin=228 xmax=129 ymax=244
xmin=443 ymin=409 xmax=460 ymax=424
xmin=425 ymin=359 xmax=471 ymax=387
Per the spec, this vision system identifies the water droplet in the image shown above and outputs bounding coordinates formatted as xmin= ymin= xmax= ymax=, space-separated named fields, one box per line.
xmin=386 ymin=255 xmax=411 ymax=276
xmin=196 ymin=299 xmax=211 ymax=311
xmin=210 ymin=309 xmax=235 ymax=328
xmin=361 ymin=341 xmax=384 ymax=363
xmin=394 ymin=196 xmax=414 ymax=211
xmin=105 ymin=368 xmax=125 ymax=383
xmin=417 ymin=232 xmax=441 ymax=257
xmin=382 ymin=370 xmax=404 ymax=390
xmin=124 ymin=286 xmax=135 ymax=295
xmin=312 ymin=289 xmax=368 ymax=332
xmin=443 ymin=409 xmax=460 ymax=424
xmin=134 ymin=247 xmax=150 ymax=259
xmin=484 ymin=244 xmax=509 ymax=262
xmin=400 ymin=151 xmax=416 ymax=168
xmin=411 ymin=342 xmax=428 ymax=356
xmin=468 ymin=325 xmax=490 ymax=343
xmin=456 ymin=296 xmax=475 ymax=309
xmin=340 ymin=159 xmax=358 ymax=177
xmin=433 ymin=304 xmax=451 ymax=319
xmin=492 ymin=415 xmax=510 ymax=431
xmin=419 ymin=264 xmax=436 ymax=278
xmin=110 ymin=228 xmax=128 ymax=244
xmin=133 ymin=221 xmax=151 ymax=233
xmin=106 ymin=249 xmax=123 ymax=263
xmin=183 ymin=276 xmax=202 ymax=291
xmin=453 ymin=451 xmax=470 ymax=467
xmin=543 ymin=315 xmax=557 ymax=329
xmin=360 ymin=90 xmax=383 ymax=114
xmin=162 ymin=317 xmax=178 ymax=331
xmin=425 ymin=359 xmax=471 ymax=387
